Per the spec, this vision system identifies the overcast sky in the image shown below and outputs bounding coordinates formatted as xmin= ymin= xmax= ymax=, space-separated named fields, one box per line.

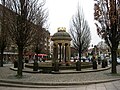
xmin=0 ymin=0 xmax=102 ymax=46
xmin=45 ymin=0 xmax=102 ymax=46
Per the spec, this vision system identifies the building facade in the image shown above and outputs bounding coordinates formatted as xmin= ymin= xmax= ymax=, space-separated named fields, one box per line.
xmin=0 ymin=4 xmax=50 ymax=62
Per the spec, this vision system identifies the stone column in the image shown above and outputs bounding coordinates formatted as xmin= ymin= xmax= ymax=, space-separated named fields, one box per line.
xmin=68 ymin=44 xmax=71 ymax=61
xmin=65 ymin=43 xmax=68 ymax=62
xmin=53 ymin=43 xmax=58 ymax=63
xmin=62 ymin=44 xmax=64 ymax=61
xmin=53 ymin=43 xmax=59 ymax=71
xmin=58 ymin=43 xmax=62 ymax=62
xmin=65 ymin=43 xmax=71 ymax=62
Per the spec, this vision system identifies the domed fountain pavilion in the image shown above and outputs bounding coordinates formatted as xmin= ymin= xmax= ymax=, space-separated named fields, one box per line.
xmin=51 ymin=27 xmax=72 ymax=64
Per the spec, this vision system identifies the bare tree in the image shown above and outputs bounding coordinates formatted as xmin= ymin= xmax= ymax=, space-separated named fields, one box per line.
xmin=70 ymin=6 xmax=91 ymax=71
xmin=32 ymin=1 xmax=48 ymax=55
xmin=32 ymin=27 xmax=49 ymax=71
xmin=94 ymin=0 xmax=120 ymax=73
xmin=4 ymin=0 xmax=47 ymax=77
xmin=0 ymin=0 xmax=9 ymax=67
xmin=31 ymin=2 xmax=48 ymax=71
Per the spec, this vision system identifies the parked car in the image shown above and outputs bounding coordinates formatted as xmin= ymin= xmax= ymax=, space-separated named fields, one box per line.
xmin=81 ymin=57 xmax=86 ymax=62
xmin=109 ymin=58 xmax=120 ymax=64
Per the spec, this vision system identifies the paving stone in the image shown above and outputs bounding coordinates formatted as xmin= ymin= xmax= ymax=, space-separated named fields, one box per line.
xmin=96 ymin=83 xmax=105 ymax=87
xmin=96 ymin=87 xmax=106 ymax=90
xmin=115 ymin=86 xmax=120 ymax=90
xmin=0 ymin=64 xmax=120 ymax=88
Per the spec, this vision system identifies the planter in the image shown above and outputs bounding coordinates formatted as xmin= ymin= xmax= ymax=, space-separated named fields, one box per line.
xmin=52 ymin=62 xmax=59 ymax=72
xmin=92 ymin=60 xmax=97 ymax=69
xmin=14 ymin=61 xmax=24 ymax=69
xmin=14 ymin=61 xmax=18 ymax=68
xmin=33 ymin=61 xmax=38 ymax=71
xmin=98 ymin=57 xmax=101 ymax=65
xmin=76 ymin=61 xmax=81 ymax=71
xmin=105 ymin=60 xmax=108 ymax=67
xmin=102 ymin=60 xmax=106 ymax=68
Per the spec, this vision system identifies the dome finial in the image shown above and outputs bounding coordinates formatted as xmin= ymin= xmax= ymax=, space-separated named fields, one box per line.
xmin=58 ymin=27 xmax=66 ymax=32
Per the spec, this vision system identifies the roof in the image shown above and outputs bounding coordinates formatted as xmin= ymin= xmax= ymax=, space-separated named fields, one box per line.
xmin=51 ymin=27 xmax=72 ymax=41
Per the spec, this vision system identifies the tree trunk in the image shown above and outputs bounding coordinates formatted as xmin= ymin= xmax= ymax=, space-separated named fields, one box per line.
xmin=110 ymin=24 xmax=118 ymax=74
xmin=17 ymin=46 xmax=23 ymax=77
xmin=111 ymin=49 xmax=117 ymax=74
xmin=79 ymin=48 xmax=81 ymax=70
xmin=110 ymin=0 xmax=118 ymax=74
xmin=0 ymin=0 xmax=6 ymax=67
xmin=79 ymin=48 xmax=81 ymax=60
xmin=0 ymin=50 xmax=4 ymax=67
xmin=33 ymin=53 xmax=38 ymax=71
xmin=76 ymin=47 xmax=81 ymax=71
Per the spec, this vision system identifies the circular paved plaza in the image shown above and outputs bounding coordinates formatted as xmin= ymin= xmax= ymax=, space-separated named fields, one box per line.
xmin=0 ymin=64 xmax=120 ymax=86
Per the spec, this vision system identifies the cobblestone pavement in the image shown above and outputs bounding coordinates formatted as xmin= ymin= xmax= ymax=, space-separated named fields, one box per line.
xmin=0 ymin=80 xmax=120 ymax=90
xmin=0 ymin=64 xmax=120 ymax=84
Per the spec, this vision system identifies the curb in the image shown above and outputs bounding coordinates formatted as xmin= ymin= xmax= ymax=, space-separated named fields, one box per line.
xmin=10 ymin=65 xmax=111 ymax=74
xmin=52 ymin=66 xmax=111 ymax=74
xmin=10 ymin=67 xmax=41 ymax=73
xmin=0 ymin=78 xmax=120 ymax=88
